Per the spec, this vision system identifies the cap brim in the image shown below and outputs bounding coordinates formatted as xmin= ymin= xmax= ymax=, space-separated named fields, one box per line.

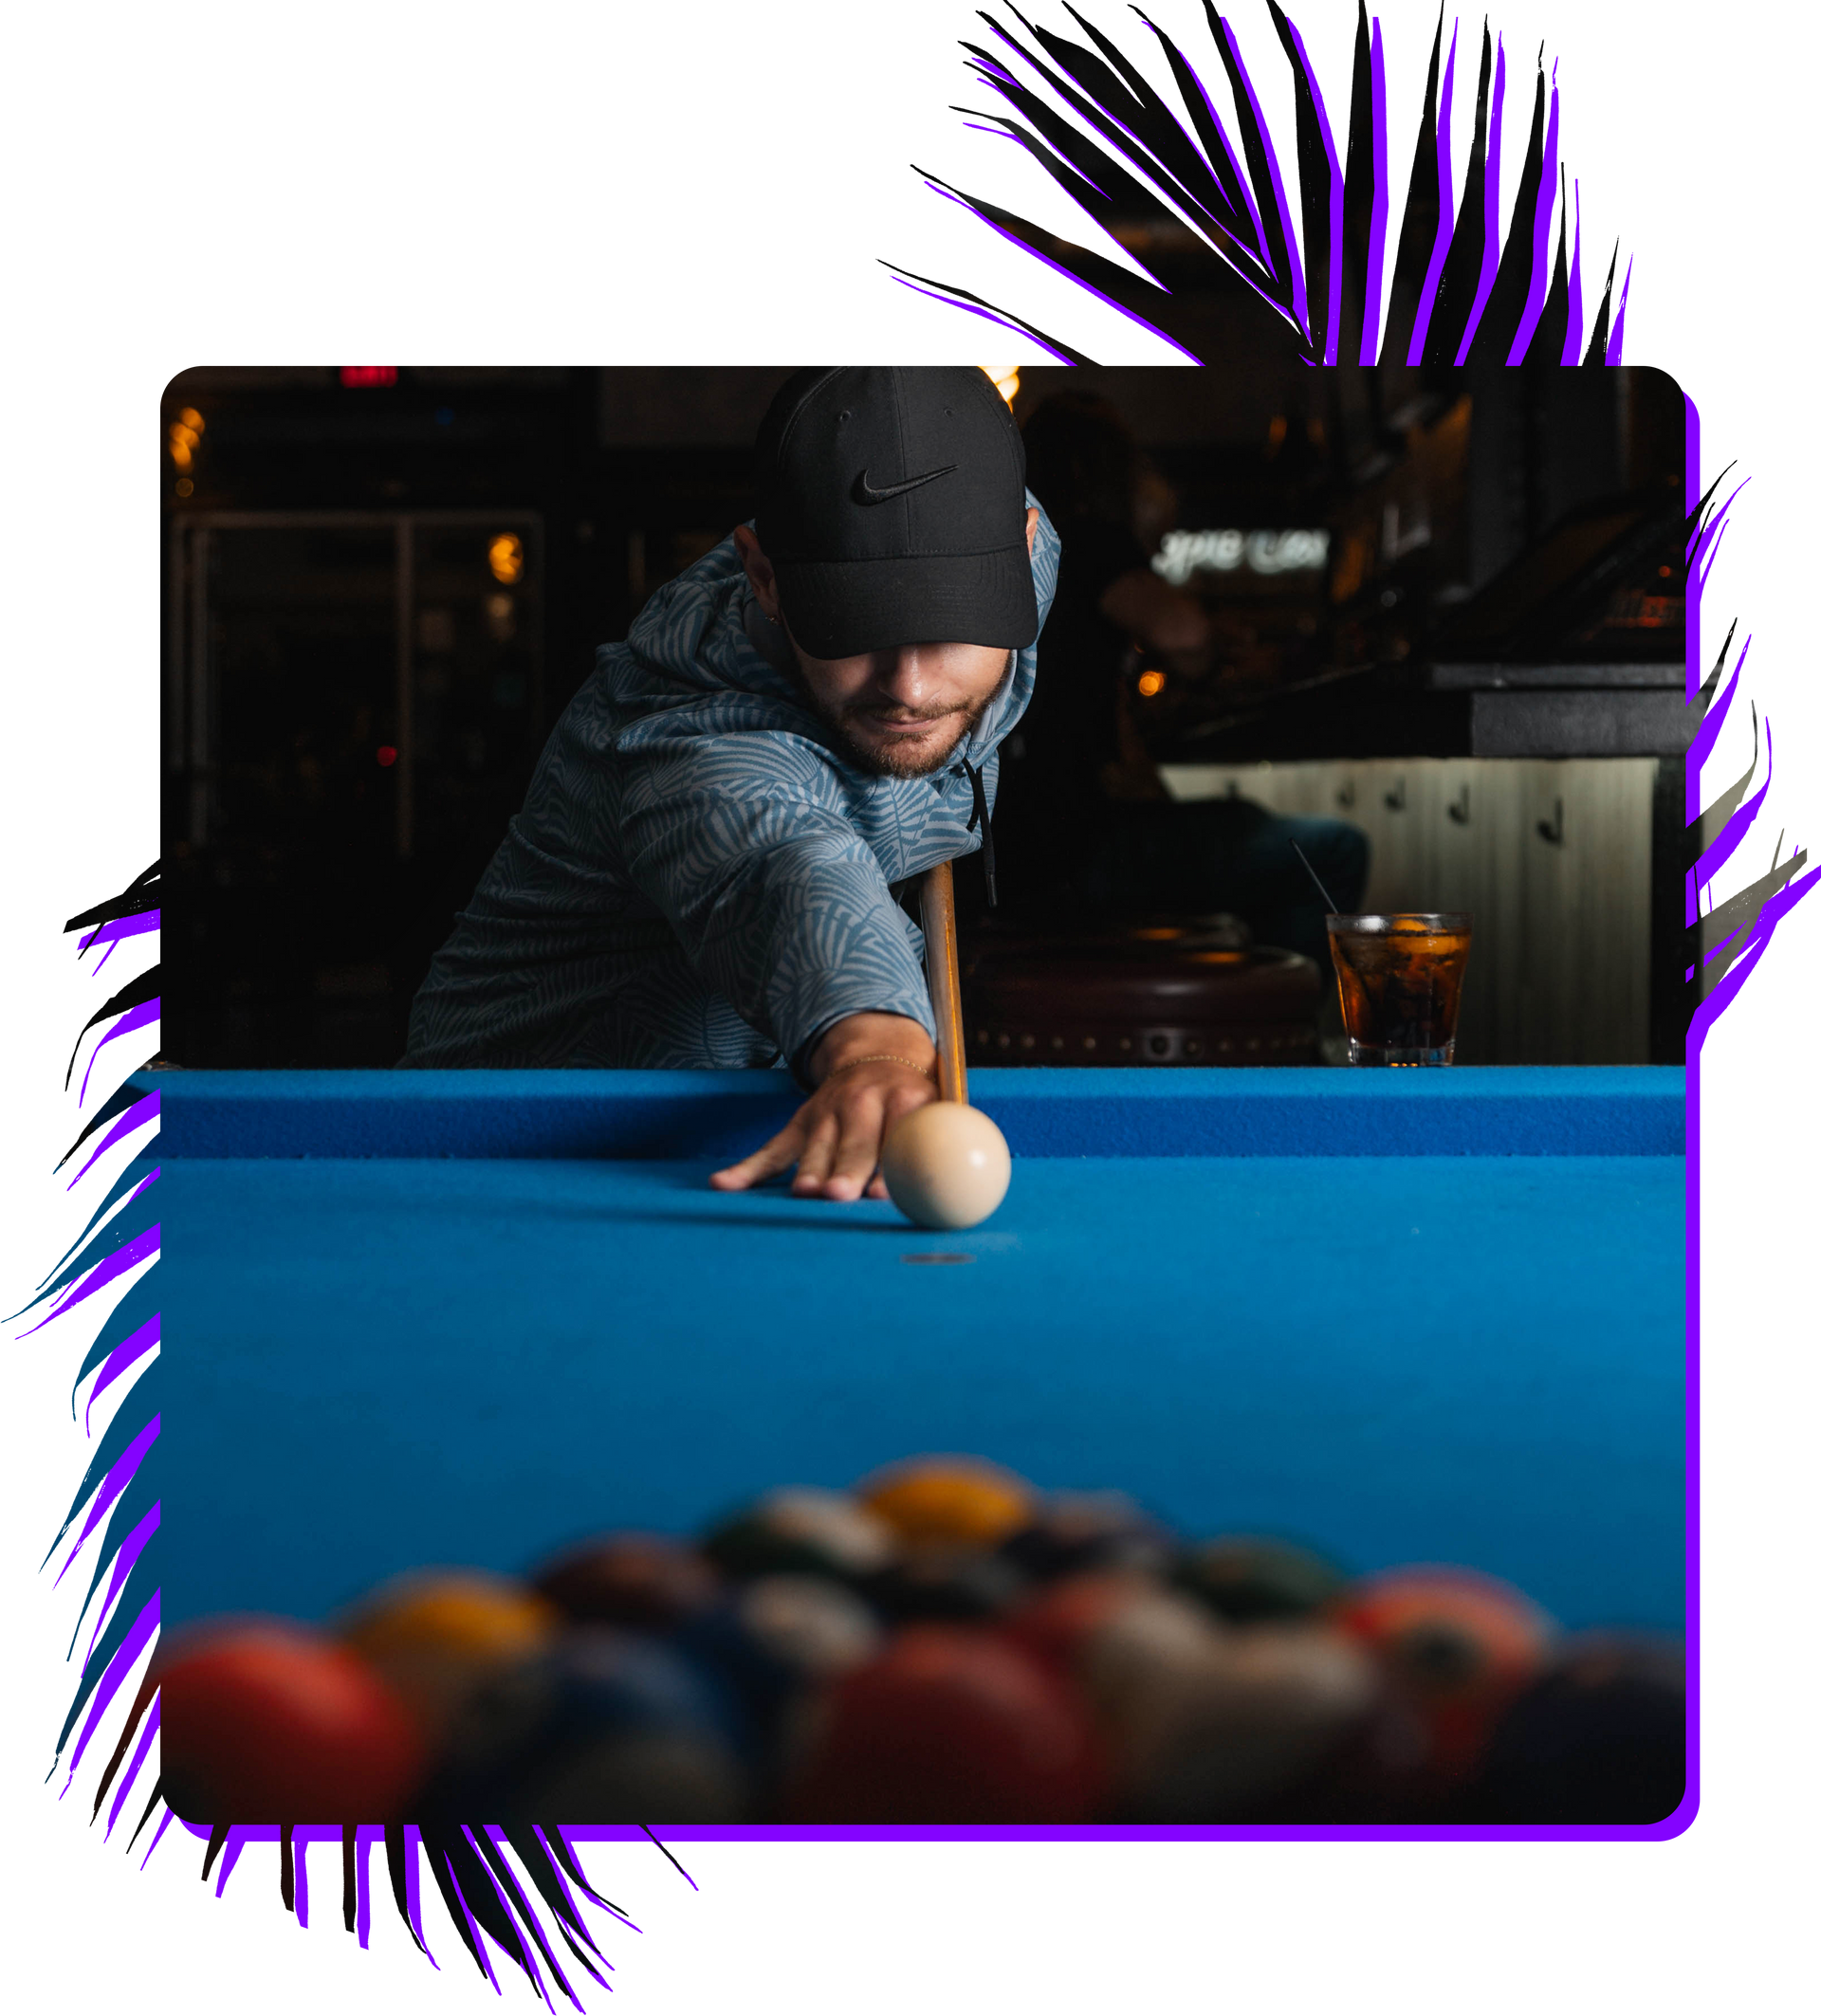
xmin=774 ymin=546 xmax=1039 ymax=661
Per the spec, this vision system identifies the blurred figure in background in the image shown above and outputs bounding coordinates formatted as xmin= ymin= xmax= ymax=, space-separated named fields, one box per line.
xmin=987 ymin=392 xmax=1367 ymax=971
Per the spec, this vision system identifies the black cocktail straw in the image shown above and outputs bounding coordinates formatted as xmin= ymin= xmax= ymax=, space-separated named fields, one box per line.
xmin=1291 ymin=839 xmax=1341 ymax=917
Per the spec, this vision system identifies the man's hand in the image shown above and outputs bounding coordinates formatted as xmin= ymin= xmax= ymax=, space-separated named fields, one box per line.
xmin=708 ymin=1013 xmax=939 ymax=1201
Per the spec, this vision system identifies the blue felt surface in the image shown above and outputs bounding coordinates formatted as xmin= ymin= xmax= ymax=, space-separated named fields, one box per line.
xmin=159 ymin=1149 xmax=1685 ymax=1635
xmin=141 ymin=1065 xmax=1685 ymax=1161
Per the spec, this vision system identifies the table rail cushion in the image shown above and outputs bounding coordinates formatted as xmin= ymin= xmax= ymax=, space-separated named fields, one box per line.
xmin=138 ymin=1066 xmax=1685 ymax=1160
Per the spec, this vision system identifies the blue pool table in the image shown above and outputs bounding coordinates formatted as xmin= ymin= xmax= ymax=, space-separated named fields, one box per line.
xmin=147 ymin=1066 xmax=1686 ymax=1638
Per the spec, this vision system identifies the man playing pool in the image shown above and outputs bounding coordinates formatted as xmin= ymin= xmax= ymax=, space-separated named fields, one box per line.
xmin=403 ymin=365 xmax=1058 ymax=1202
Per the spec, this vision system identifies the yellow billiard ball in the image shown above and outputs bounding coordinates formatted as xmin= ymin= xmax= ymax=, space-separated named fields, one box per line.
xmin=880 ymin=1101 xmax=1011 ymax=1230
xmin=857 ymin=1455 xmax=1035 ymax=1550
xmin=336 ymin=1569 xmax=559 ymax=1740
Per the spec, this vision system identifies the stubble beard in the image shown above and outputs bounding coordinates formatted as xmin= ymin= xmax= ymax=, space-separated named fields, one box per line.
xmin=809 ymin=651 xmax=1015 ymax=780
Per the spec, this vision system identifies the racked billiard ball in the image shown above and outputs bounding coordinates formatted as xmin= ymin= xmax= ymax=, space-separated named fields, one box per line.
xmin=1174 ymin=1534 xmax=1347 ymax=1624
xmin=861 ymin=1548 xmax=1028 ymax=1625
xmin=702 ymin=1486 xmax=898 ymax=1585
xmin=677 ymin=1572 xmax=883 ymax=1760
xmin=1002 ymin=1569 xmax=1161 ymax=1678
xmin=1117 ymin=1621 xmax=1380 ymax=1822
xmin=1000 ymin=1490 xmax=1172 ymax=1584
xmin=1026 ymin=1583 xmax=1377 ymax=1821
xmin=1466 ymin=1632 xmax=1685 ymax=1824
xmin=425 ymin=1626 xmax=747 ymax=1824
xmin=782 ymin=1624 xmax=1104 ymax=1823
xmin=1006 ymin=1579 xmax=1231 ymax=1812
xmin=156 ymin=1619 xmax=427 ymax=1822
xmin=1331 ymin=1566 xmax=1557 ymax=1787
xmin=856 ymin=1454 xmax=1035 ymax=1552
xmin=531 ymin=1531 xmax=720 ymax=1631
xmin=1067 ymin=1583 xmax=1234 ymax=1788
xmin=336 ymin=1568 xmax=560 ymax=1747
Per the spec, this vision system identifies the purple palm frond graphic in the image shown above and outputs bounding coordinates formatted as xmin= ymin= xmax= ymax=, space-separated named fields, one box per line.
xmin=889 ymin=3 xmax=1624 ymax=368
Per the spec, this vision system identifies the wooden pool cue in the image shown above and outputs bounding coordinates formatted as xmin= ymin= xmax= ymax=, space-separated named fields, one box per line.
xmin=919 ymin=860 xmax=968 ymax=1105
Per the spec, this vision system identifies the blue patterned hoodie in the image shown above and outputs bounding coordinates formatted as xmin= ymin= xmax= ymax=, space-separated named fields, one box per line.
xmin=403 ymin=504 xmax=1059 ymax=1077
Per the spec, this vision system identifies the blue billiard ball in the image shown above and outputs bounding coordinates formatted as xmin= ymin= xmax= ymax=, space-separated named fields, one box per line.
xmin=677 ymin=1573 xmax=883 ymax=1761
xmin=424 ymin=1627 xmax=748 ymax=1823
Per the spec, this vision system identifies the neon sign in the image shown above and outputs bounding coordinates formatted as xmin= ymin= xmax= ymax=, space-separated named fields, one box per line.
xmin=1151 ymin=528 xmax=1330 ymax=583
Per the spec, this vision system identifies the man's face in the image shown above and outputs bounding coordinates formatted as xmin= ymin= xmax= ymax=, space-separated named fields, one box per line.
xmin=732 ymin=508 xmax=1038 ymax=780
xmin=790 ymin=638 xmax=1013 ymax=779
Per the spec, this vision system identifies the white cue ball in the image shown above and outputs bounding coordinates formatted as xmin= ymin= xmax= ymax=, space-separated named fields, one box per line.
xmin=880 ymin=1101 xmax=1012 ymax=1230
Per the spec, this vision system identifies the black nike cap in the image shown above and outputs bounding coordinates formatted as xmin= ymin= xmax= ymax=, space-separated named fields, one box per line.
xmin=753 ymin=365 xmax=1038 ymax=661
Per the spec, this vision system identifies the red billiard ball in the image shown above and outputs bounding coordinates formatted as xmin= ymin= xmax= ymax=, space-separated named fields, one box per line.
xmin=156 ymin=1619 xmax=428 ymax=1823
xmin=1331 ymin=1566 xmax=1557 ymax=1786
xmin=782 ymin=1624 xmax=1105 ymax=1823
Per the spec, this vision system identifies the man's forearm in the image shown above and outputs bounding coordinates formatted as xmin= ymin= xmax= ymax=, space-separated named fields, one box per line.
xmin=808 ymin=1011 xmax=937 ymax=1087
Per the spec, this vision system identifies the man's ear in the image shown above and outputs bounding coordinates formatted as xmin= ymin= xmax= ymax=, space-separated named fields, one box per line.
xmin=732 ymin=523 xmax=766 ymax=580
xmin=1024 ymin=505 xmax=1039 ymax=556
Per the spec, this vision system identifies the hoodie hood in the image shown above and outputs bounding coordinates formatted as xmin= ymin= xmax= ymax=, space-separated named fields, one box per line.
xmin=605 ymin=493 xmax=1058 ymax=782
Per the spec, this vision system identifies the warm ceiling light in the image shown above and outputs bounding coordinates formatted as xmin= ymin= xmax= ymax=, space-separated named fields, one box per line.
xmin=984 ymin=365 xmax=1021 ymax=407
xmin=1136 ymin=669 xmax=1167 ymax=697
xmin=178 ymin=407 xmax=205 ymax=431
xmin=487 ymin=533 xmax=524 ymax=585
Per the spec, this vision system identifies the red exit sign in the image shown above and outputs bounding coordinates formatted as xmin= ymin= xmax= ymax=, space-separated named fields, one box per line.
xmin=340 ymin=366 xmax=398 ymax=389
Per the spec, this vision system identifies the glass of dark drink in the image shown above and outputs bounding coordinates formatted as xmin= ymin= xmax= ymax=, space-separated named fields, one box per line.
xmin=1326 ymin=913 xmax=1473 ymax=1066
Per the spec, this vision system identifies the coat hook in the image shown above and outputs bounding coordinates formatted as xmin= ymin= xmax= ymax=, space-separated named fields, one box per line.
xmin=1447 ymin=785 xmax=1470 ymax=825
xmin=1335 ymin=779 xmax=1355 ymax=810
xmin=1536 ymin=797 xmax=1566 ymax=846
xmin=1384 ymin=777 xmax=1407 ymax=812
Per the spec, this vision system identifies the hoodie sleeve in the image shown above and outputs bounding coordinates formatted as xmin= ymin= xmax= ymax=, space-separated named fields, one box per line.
xmin=613 ymin=716 xmax=934 ymax=1082
xmin=595 ymin=502 xmax=1059 ymax=1083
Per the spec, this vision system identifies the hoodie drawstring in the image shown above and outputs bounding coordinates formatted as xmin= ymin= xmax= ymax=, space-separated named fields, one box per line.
xmin=960 ymin=759 xmax=997 ymax=908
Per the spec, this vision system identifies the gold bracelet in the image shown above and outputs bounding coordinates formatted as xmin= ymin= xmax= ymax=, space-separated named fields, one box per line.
xmin=820 ymin=1052 xmax=936 ymax=1083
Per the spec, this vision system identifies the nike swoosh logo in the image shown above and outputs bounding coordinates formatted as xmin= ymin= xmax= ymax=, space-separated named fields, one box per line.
xmin=852 ymin=463 xmax=958 ymax=504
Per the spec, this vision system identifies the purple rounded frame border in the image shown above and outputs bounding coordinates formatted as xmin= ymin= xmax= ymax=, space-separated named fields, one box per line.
xmin=23 ymin=2 xmax=1819 ymax=2001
